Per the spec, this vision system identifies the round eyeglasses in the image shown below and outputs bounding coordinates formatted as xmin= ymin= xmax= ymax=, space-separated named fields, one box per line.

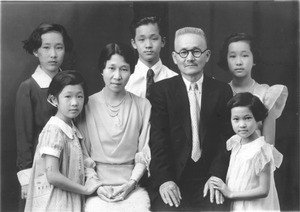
xmin=174 ymin=48 xmax=208 ymax=58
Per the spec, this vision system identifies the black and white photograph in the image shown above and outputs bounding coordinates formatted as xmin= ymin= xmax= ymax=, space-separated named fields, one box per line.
xmin=1 ymin=1 xmax=299 ymax=211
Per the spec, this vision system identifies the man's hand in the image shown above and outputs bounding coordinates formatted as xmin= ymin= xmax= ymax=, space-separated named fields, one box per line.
xmin=203 ymin=176 xmax=224 ymax=204
xmin=210 ymin=176 xmax=231 ymax=198
xmin=159 ymin=181 xmax=182 ymax=207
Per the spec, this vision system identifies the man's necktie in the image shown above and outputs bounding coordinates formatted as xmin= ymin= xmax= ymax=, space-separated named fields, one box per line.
xmin=146 ymin=69 xmax=155 ymax=98
xmin=189 ymin=83 xmax=201 ymax=162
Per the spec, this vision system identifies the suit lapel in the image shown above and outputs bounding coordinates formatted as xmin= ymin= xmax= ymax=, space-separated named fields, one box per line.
xmin=174 ymin=76 xmax=192 ymax=147
xmin=200 ymin=76 xmax=216 ymax=146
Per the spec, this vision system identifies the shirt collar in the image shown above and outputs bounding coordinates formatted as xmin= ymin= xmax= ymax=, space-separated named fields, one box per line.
xmin=136 ymin=59 xmax=163 ymax=79
xmin=48 ymin=116 xmax=83 ymax=139
xmin=31 ymin=66 xmax=61 ymax=88
xmin=182 ymin=75 xmax=203 ymax=92
xmin=31 ymin=66 xmax=52 ymax=88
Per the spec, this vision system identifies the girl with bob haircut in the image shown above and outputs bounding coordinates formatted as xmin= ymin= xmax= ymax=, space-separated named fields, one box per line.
xmin=15 ymin=23 xmax=73 ymax=210
xmin=211 ymin=92 xmax=283 ymax=211
xmin=77 ymin=43 xmax=151 ymax=211
xmin=217 ymin=32 xmax=288 ymax=145
xmin=25 ymin=70 xmax=101 ymax=212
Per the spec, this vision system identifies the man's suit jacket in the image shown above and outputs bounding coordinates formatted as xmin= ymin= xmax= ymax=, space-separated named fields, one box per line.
xmin=148 ymin=74 xmax=233 ymax=194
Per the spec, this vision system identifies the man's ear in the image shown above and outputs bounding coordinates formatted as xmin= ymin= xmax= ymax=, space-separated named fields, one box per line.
xmin=205 ymin=50 xmax=211 ymax=62
xmin=172 ymin=51 xmax=178 ymax=65
xmin=131 ymin=39 xmax=137 ymax=50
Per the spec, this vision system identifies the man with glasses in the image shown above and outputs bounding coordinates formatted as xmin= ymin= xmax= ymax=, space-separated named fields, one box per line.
xmin=147 ymin=27 xmax=233 ymax=211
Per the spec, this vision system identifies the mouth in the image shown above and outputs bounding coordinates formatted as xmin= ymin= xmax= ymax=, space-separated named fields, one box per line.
xmin=111 ymin=82 xmax=122 ymax=86
xmin=185 ymin=64 xmax=197 ymax=67
xmin=69 ymin=109 xmax=79 ymax=113
xmin=48 ymin=61 xmax=57 ymax=65
xmin=144 ymin=51 xmax=153 ymax=55
xmin=234 ymin=68 xmax=244 ymax=71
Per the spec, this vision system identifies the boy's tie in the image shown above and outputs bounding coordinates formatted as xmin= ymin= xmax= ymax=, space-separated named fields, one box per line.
xmin=146 ymin=69 xmax=155 ymax=98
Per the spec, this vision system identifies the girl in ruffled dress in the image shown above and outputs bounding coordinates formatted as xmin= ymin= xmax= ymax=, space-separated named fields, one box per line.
xmin=218 ymin=32 xmax=288 ymax=145
xmin=211 ymin=92 xmax=283 ymax=211
xmin=25 ymin=71 xmax=101 ymax=212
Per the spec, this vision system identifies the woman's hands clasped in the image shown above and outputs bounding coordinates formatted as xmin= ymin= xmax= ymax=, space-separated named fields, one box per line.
xmin=97 ymin=179 xmax=136 ymax=202
xmin=84 ymin=177 xmax=102 ymax=195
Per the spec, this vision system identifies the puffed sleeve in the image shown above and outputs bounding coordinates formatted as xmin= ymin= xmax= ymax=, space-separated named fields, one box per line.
xmin=130 ymin=97 xmax=151 ymax=180
xmin=38 ymin=124 xmax=65 ymax=158
xmin=226 ymin=135 xmax=240 ymax=151
xmin=254 ymin=143 xmax=283 ymax=175
xmin=263 ymin=85 xmax=288 ymax=119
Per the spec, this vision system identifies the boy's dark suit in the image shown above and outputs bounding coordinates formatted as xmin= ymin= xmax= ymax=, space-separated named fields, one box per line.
xmin=147 ymin=74 xmax=233 ymax=211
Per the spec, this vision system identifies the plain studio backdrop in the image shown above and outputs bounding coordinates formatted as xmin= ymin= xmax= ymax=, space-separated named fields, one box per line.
xmin=1 ymin=1 xmax=299 ymax=211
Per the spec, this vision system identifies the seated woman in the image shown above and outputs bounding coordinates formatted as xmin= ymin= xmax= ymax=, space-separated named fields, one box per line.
xmin=77 ymin=43 xmax=151 ymax=212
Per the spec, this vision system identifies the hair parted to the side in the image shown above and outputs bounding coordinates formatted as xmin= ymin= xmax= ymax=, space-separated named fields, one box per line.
xmin=227 ymin=92 xmax=268 ymax=122
xmin=129 ymin=16 xmax=165 ymax=39
xmin=98 ymin=43 xmax=136 ymax=74
xmin=175 ymin=27 xmax=206 ymax=40
xmin=48 ymin=70 xmax=88 ymax=105
xmin=23 ymin=23 xmax=73 ymax=55
xmin=217 ymin=32 xmax=260 ymax=72
xmin=174 ymin=27 xmax=208 ymax=49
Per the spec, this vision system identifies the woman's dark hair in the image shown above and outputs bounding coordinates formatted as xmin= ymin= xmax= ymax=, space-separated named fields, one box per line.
xmin=23 ymin=23 xmax=73 ymax=54
xmin=48 ymin=70 xmax=88 ymax=105
xmin=129 ymin=16 xmax=165 ymax=39
xmin=227 ymin=92 xmax=268 ymax=122
xmin=98 ymin=43 xmax=136 ymax=74
xmin=217 ymin=32 xmax=260 ymax=72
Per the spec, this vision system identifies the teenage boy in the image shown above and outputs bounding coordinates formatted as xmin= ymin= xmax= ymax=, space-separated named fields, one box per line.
xmin=126 ymin=16 xmax=177 ymax=98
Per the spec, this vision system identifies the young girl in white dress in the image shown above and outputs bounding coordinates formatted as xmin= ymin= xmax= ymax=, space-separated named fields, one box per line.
xmin=218 ymin=32 xmax=288 ymax=145
xmin=25 ymin=71 xmax=101 ymax=212
xmin=211 ymin=92 xmax=283 ymax=211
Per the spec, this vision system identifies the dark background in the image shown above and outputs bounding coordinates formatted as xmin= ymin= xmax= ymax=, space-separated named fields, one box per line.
xmin=1 ymin=1 xmax=299 ymax=211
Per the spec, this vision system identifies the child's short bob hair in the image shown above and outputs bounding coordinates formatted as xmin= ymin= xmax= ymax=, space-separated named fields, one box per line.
xmin=227 ymin=92 xmax=268 ymax=122
xmin=23 ymin=23 xmax=73 ymax=54
xmin=217 ymin=32 xmax=260 ymax=72
xmin=98 ymin=43 xmax=136 ymax=74
xmin=48 ymin=70 xmax=88 ymax=105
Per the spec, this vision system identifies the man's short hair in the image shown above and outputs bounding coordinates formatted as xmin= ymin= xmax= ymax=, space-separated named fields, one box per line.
xmin=129 ymin=16 xmax=165 ymax=39
xmin=175 ymin=27 xmax=207 ymax=43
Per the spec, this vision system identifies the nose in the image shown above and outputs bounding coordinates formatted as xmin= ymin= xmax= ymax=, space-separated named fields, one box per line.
xmin=113 ymin=70 xmax=122 ymax=80
xmin=49 ymin=47 xmax=57 ymax=58
xmin=71 ymin=97 xmax=78 ymax=106
xmin=236 ymin=56 xmax=243 ymax=66
xmin=186 ymin=51 xmax=195 ymax=61
xmin=145 ymin=39 xmax=152 ymax=48
xmin=239 ymin=120 xmax=247 ymax=128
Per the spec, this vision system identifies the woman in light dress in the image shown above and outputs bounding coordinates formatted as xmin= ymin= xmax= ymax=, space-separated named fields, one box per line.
xmin=218 ymin=32 xmax=288 ymax=145
xmin=77 ymin=43 xmax=151 ymax=212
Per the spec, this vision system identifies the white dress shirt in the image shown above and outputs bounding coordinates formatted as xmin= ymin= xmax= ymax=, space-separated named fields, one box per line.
xmin=125 ymin=59 xmax=178 ymax=98
xmin=182 ymin=75 xmax=203 ymax=109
